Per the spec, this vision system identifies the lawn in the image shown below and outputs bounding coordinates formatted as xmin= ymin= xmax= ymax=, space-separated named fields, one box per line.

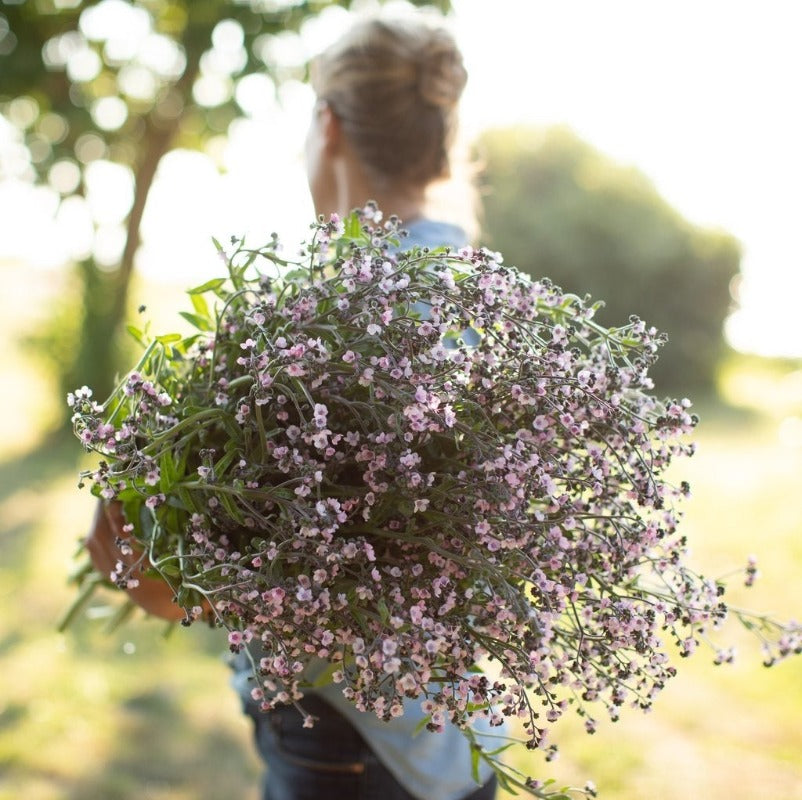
xmin=1 ymin=264 xmax=800 ymax=799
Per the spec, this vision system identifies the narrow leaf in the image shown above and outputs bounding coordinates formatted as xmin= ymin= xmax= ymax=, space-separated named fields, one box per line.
xmin=344 ymin=213 xmax=362 ymax=239
xmin=188 ymin=277 xmax=226 ymax=295
xmin=179 ymin=311 xmax=213 ymax=332
xmin=190 ymin=292 xmax=210 ymax=318
xmin=126 ymin=325 xmax=147 ymax=346
xmin=412 ymin=714 xmax=432 ymax=736
xmin=470 ymin=745 xmax=481 ymax=785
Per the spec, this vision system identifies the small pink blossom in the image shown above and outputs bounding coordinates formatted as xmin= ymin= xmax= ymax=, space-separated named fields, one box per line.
xmin=70 ymin=207 xmax=797 ymax=796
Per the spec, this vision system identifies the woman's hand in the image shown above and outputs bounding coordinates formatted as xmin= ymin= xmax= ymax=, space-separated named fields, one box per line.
xmin=84 ymin=500 xmax=191 ymax=622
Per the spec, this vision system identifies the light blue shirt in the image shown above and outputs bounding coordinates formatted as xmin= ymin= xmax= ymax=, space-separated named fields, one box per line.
xmin=232 ymin=219 xmax=496 ymax=800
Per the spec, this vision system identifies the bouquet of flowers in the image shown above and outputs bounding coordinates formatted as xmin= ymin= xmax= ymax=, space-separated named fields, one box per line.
xmin=69 ymin=206 xmax=800 ymax=797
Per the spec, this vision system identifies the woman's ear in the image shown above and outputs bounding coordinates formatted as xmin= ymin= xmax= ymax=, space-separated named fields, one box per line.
xmin=318 ymin=101 xmax=342 ymax=155
xmin=306 ymin=100 xmax=342 ymax=217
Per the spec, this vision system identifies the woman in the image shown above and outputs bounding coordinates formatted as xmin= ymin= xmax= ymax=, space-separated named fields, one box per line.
xmin=236 ymin=17 xmax=496 ymax=800
xmin=303 ymin=15 xmax=472 ymax=254
xmin=87 ymin=13 xmax=497 ymax=800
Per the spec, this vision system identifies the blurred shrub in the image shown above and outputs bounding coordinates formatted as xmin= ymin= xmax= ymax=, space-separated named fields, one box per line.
xmin=475 ymin=126 xmax=740 ymax=396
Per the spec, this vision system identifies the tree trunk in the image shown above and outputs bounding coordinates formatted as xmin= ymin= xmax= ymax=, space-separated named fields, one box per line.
xmin=62 ymin=46 xmax=204 ymax=422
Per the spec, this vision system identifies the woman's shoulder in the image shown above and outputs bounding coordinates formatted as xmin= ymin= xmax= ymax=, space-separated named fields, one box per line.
xmin=400 ymin=218 xmax=468 ymax=251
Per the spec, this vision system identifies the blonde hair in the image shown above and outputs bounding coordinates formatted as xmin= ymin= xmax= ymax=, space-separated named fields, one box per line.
xmin=311 ymin=17 xmax=468 ymax=188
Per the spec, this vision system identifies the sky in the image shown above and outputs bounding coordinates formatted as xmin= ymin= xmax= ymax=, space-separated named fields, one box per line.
xmin=452 ymin=0 xmax=802 ymax=359
xmin=1 ymin=0 xmax=801 ymax=357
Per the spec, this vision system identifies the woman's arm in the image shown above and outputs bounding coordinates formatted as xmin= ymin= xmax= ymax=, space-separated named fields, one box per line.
xmin=84 ymin=500 xmax=189 ymax=621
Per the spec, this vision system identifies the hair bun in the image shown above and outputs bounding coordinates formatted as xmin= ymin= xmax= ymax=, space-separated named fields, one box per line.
xmin=417 ymin=34 xmax=467 ymax=109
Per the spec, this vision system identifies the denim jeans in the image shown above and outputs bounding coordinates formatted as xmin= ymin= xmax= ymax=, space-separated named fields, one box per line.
xmin=245 ymin=694 xmax=497 ymax=800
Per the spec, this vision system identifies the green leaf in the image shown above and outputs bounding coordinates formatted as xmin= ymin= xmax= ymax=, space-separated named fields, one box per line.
xmin=179 ymin=311 xmax=213 ymax=332
xmin=283 ymin=268 xmax=308 ymax=282
xmin=56 ymin=572 xmax=104 ymax=632
xmin=175 ymin=334 xmax=201 ymax=352
xmin=115 ymin=487 xmax=141 ymax=504
xmin=190 ymin=291 xmax=211 ymax=318
xmin=160 ymin=450 xmax=177 ymax=489
xmin=188 ymin=277 xmax=226 ymax=295
xmin=492 ymin=770 xmax=517 ymax=794
xmin=214 ymin=446 xmax=240 ymax=476
xmin=175 ymin=488 xmax=198 ymax=513
xmin=377 ymin=597 xmax=390 ymax=624
xmin=310 ymin=662 xmax=339 ymax=688
xmin=155 ymin=332 xmax=182 ymax=345
xmin=126 ymin=325 xmax=148 ymax=346
xmin=484 ymin=742 xmax=515 ymax=757
xmin=103 ymin=598 xmax=137 ymax=632
xmin=176 ymin=444 xmax=191 ymax=477
xmin=470 ymin=745 xmax=481 ymax=785
xmin=166 ymin=494 xmax=188 ymax=511
xmin=156 ymin=563 xmax=180 ymax=578
xmin=412 ymin=714 xmax=432 ymax=736
xmin=121 ymin=497 xmax=145 ymax=540
xmin=344 ymin=212 xmax=362 ymax=240
xmin=218 ymin=490 xmax=245 ymax=524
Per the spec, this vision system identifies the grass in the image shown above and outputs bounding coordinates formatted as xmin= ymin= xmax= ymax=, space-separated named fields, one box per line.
xmin=1 ymin=263 xmax=801 ymax=799
xmin=0 ymin=439 xmax=264 ymax=800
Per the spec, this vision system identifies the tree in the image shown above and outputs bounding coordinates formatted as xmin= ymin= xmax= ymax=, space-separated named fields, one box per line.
xmin=0 ymin=0 xmax=449 ymax=418
xmin=475 ymin=126 xmax=740 ymax=397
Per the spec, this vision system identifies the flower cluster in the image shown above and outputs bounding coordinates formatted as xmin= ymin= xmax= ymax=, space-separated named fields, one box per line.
xmin=70 ymin=208 xmax=800 ymax=797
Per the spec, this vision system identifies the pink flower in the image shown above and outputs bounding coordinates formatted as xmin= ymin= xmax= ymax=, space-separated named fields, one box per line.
xmin=76 ymin=207 xmax=794 ymax=797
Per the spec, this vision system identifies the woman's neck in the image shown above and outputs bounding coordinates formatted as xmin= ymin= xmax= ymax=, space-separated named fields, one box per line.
xmin=333 ymin=151 xmax=426 ymax=225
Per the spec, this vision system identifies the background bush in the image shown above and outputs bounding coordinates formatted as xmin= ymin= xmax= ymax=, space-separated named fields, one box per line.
xmin=476 ymin=126 xmax=741 ymax=397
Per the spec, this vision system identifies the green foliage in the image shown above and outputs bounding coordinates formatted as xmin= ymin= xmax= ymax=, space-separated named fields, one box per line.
xmin=1 ymin=0 xmax=451 ymax=177
xmin=0 ymin=0 xmax=451 ymax=425
xmin=476 ymin=126 xmax=741 ymax=396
